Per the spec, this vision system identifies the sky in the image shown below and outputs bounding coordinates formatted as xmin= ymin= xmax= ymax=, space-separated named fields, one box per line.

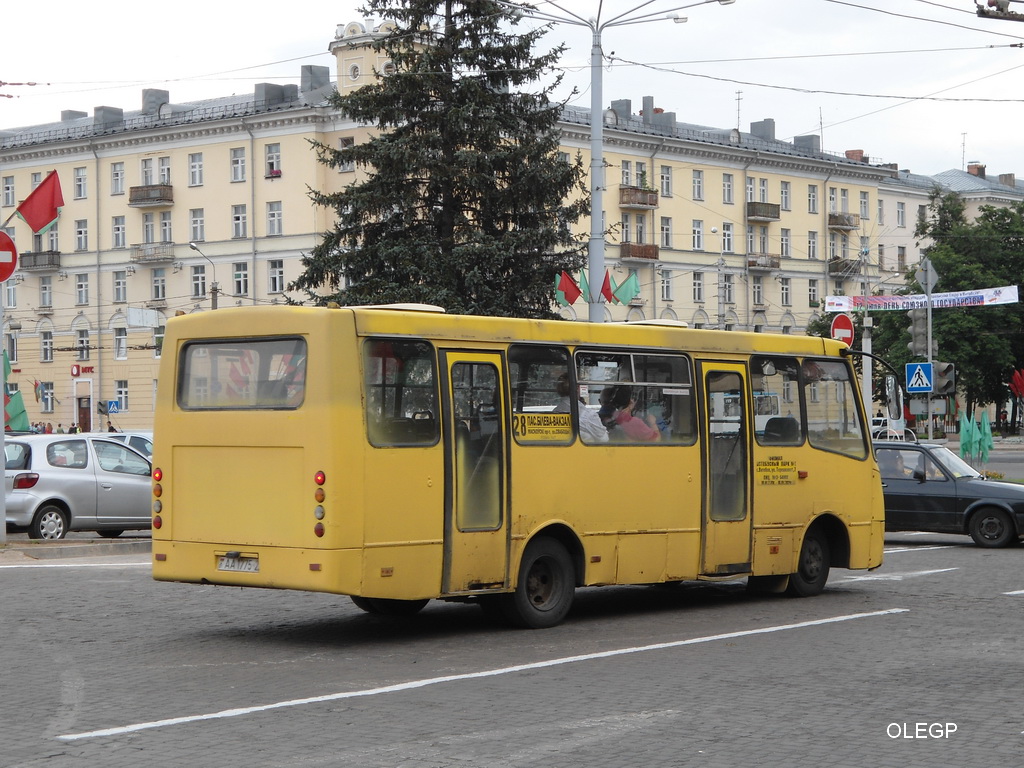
xmin=3 ymin=0 xmax=1023 ymax=177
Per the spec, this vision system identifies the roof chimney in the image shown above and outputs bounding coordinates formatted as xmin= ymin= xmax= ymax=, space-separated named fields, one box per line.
xmin=967 ymin=162 xmax=986 ymax=178
xmin=845 ymin=149 xmax=865 ymax=163
xmin=999 ymin=173 xmax=1016 ymax=187
xmin=750 ymin=118 xmax=775 ymax=141
xmin=93 ymin=106 xmax=124 ymax=130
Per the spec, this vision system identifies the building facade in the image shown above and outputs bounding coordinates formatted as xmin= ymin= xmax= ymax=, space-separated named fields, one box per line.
xmin=2 ymin=19 xmax=1022 ymax=429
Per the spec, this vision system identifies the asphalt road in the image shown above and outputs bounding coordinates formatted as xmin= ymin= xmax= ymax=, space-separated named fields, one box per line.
xmin=1 ymin=531 xmax=1021 ymax=768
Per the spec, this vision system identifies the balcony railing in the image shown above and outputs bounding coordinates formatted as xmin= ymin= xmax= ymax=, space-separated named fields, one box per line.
xmin=129 ymin=184 xmax=174 ymax=207
xmin=827 ymin=212 xmax=860 ymax=230
xmin=619 ymin=186 xmax=659 ymax=208
xmin=747 ymin=254 xmax=781 ymax=271
xmin=130 ymin=243 xmax=176 ymax=262
xmin=18 ymin=250 xmax=61 ymax=270
xmin=746 ymin=201 xmax=781 ymax=221
xmin=828 ymin=257 xmax=863 ymax=276
xmin=619 ymin=242 xmax=659 ymax=260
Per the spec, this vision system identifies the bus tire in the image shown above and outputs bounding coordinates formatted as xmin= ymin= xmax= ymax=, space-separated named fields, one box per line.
xmin=350 ymin=596 xmax=429 ymax=616
xmin=503 ymin=537 xmax=575 ymax=629
xmin=29 ymin=505 xmax=68 ymax=540
xmin=968 ymin=508 xmax=1015 ymax=548
xmin=786 ymin=528 xmax=830 ymax=597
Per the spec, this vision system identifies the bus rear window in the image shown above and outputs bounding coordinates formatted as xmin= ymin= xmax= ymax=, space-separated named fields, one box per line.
xmin=178 ymin=337 xmax=307 ymax=409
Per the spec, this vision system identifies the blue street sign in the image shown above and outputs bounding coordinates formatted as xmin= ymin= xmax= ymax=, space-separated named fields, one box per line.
xmin=107 ymin=400 xmax=120 ymax=414
xmin=906 ymin=363 xmax=933 ymax=394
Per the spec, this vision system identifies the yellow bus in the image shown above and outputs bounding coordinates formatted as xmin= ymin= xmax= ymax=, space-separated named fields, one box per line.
xmin=151 ymin=304 xmax=884 ymax=628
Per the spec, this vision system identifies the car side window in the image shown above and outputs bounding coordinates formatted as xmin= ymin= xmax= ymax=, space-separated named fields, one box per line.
xmin=93 ymin=441 xmax=151 ymax=476
xmin=129 ymin=436 xmax=153 ymax=458
xmin=5 ymin=443 xmax=30 ymax=470
xmin=47 ymin=440 xmax=88 ymax=469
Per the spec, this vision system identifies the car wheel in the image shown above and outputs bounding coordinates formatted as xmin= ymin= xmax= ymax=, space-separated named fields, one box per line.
xmin=968 ymin=509 xmax=1015 ymax=548
xmin=501 ymin=537 xmax=575 ymax=628
xmin=786 ymin=528 xmax=830 ymax=597
xmin=29 ymin=505 xmax=68 ymax=540
xmin=97 ymin=530 xmax=124 ymax=539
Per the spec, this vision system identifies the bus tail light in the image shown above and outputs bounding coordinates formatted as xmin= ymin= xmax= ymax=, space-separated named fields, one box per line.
xmin=153 ymin=467 xmax=163 ymax=482
xmin=13 ymin=473 xmax=39 ymax=489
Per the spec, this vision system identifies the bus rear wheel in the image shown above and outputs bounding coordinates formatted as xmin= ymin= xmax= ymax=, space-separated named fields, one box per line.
xmin=786 ymin=529 xmax=830 ymax=597
xmin=503 ymin=537 xmax=575 ymax=629
xmin=350 ymin=596 xmax=429 ymax=616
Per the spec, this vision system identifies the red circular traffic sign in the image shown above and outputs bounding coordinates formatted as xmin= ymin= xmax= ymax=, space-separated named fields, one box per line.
xmin=0 ymin=231 xmax=18 ymax=282
xmin=830 ymin=313 xmax=855 ymax=344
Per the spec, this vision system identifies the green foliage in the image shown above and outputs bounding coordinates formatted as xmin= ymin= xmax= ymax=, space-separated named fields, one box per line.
xmin=293 ymin=0 xmax=588 ymax=318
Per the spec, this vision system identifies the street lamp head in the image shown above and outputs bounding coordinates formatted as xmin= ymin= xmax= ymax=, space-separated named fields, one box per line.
xmin=188 ymin=242 xmax=200 ymax=252
xmin=718 ymin=0 xmax=737 ymax=5
xmin=668 ymin=14 xmax=688 ymax=23
xmin=710 ymin=227 xmax=719 ymax=233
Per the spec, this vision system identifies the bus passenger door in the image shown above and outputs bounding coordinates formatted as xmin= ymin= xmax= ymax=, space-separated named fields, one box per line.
xmin=440 ymin=351 xmax=509 ymax=594
xmin=700 ymin=363 xmax=752 ymax=575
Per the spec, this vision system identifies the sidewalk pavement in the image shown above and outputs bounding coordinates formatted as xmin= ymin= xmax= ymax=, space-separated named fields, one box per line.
xmin=0 ymin=537 xmax=150 ymax=559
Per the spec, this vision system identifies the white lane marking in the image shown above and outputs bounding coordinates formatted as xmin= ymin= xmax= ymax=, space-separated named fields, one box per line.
xmin=0 ymin=561 xmax=150 ymax=569
xmin=1004 ymin=590 xmax=1024 ymax=596
xmin=59 ymin=607 xmax=908 ymax=741
xmin=839 ymin=567 xmax=958 ymax=582
xmin=883 ymin=545 xmax=957 ymax=554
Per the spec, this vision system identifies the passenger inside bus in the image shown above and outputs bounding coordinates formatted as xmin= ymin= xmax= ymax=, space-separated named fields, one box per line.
xmin=554 ymin=374 xmax=609 ymax=444
xmin=610 ymin=386 xmax=661 ymax=442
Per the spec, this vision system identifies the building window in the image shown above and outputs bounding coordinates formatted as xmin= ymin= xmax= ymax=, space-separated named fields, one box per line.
xmin=620 ymin=214 xmax=631 ymax=243
xmin=267 ymin=201 xmax=282 ymax=236
xmin=160 ymin=211 xmax=172 ymax=243
xmin=74 ymin=167 xmax=87 ymax=199
xmin=780 ymin=228 xmax=791 ymax=258
xmin=269 ymin=259 xmax=285 ymax=293
xmin=829 ymin=232 xmax=838 ymax=260
xmin=191 ymin=265 xmax=207 ymax=298
xmin=114 ymin=328 xmax=128 ymax=360
xmin=692 ymin=220 xmax=704 ymax=251
xmin=339 ymin=137 xmax=355 ymax=173
xmin=877 ymin=199 xmax=884 ymax=225
xmin=859 ymin=191 xmax=869 ymax=219
xmin=190 ymin=209 xmax=205 ymax=242
xmin=808 ymin=231 xmax=818 ymax=260
xmin=75 ymin=274 xmax=88 ymax=305
xmin=746 ymin=225 xmax=755 ymax=253
xmin=897 ymin=202 xmax=906 ymax=228
xmin=41 ymin=331 xmax=53 ymax=363
xmin=77 ymin=329 xmax=90 ymax=360
xmin=39 ymin=276 xmax=52 ymax=308
xmin=809 ymin=279 xmax=819 ymax=305
xmin=233 ymin=262 xmax=249 ymax=296
xmin=722 ymin=173 xmax=734 ymax=204
xmin=159 ymin=156 xmax=171 ymax=185
xmin=898 ymin=246 xmax=907 ymax=272
xmin=265 ymin=143 xmax=281 ymax=176
xmin=660 ymin=269 xmax=673 ymax=302
xmin=780 ymin=277 xmax=791 ymax=306
xmin=878 ymin=244 xmax=886 ymax=270
xmin=780 ymin=181 xmax=791 ymax=210
xmin=189 ymin=153 xmax=204 ymax=186
xmin=75 ymin=220 xmax=88 ymax=251
xmin=752 ymin=276 xmax=763 ymax=305
xmin=142 ymin=213 xmax=155 ymax=244
xmin=111 ymin=162 xmax=125 ymax=195
xmin=723 ymin=274 xmax=734 ymax=304
xmin=692 ymin=169 xmax=704 ymax=200
xmin=116 ymin=379 xmax=129 ymax=411
xmin=141 ymin=158 xmax=154 ymax=186
xmin=152 ymin=268 xmax=166 ymax=300
xmin=759 ymin=178 xmax=768 ymax=203
xmin=660 ymin=165 xmax=672 ymax=196
xmin=153 ymin=325 xmax=165 ymax=358
xmin=660 ymin=216 xmax=672 ymax=248
xmin=808 ymin=184 xmax=818 ymax=214
xmin=232 ymin=205 xmax=247 ymax=238
xmin=2 ymin=176 xmax=13 ymax=207
xmin=621 ymin=160 xmax=632 ymax=186
xmin=693 ymin=272 xmax=704 ymax=303
xmin=828 ymin=187 xmax=838 ymax=213
xmin=112 ymin=216 xmax=126 ymax=249
xmin=48 ymin=226 xmax=59 ymax=252
xmin=745 ymin=176 xmax=755 ymax=203
xmin=840 ymin=188 xmax=849 ymax=213
xmin=230 ymin=148 xmax=246 ymax=182
xmin=4 ymin=282 xmax=15 ymax=310
xmin=113 ymin=271 xmax=127 ymax=303
xmin=41 ymin=382 xmax=54 ymax=413
xmin=721 ymin=222 xmax=733 ymax=253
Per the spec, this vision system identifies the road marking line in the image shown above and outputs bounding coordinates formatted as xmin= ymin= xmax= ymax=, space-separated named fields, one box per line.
xmin=839 ymin=567 xmax=958 ymax=582
xmin=59 ymin=607 xmax=908 ymax=741
xmin=883 ymin=545 xmax=956 ymax=553
xmin=1004 ymin=589 xmax=1024 ymax=596
xmin=0 ymin=561 xmax=150 ymax=569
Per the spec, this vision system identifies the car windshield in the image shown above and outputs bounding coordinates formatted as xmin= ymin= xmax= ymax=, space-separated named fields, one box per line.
xmin=928 ymin=446 xmax=983 ymax=479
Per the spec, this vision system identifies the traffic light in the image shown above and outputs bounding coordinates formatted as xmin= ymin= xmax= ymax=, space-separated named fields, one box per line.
xmin=934 ymin=362 xmax=956 ymax=395
xmin=907 ymin=308 xmax=929 ymax=357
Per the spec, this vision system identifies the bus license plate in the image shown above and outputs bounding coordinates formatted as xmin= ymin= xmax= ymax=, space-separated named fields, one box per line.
xmin=217 ymin=556 xmax=259 ymax=573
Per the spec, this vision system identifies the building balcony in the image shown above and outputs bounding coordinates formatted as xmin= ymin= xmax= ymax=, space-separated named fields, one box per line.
xmin=619 ymin=242 xmax=659 ymax=260
xmin=130 ymin=243 xmax=176 ymax=263
xmin=828 ymin=257 xmax=863 ymax=276
xmin=37 ymin=305 xmax=54 ymax=316
xmin=828 ymin=212 xmax=860 ymax=230
xmin=129 ymin=184 xmax=174 ymax=207
xmin=746 ymin=201 xmax=781 ymax=221
xmin=619 ymin=186 xmax=658 ymax=209
xmin=18 ymin=250 xmax=61 ymax=271
xmin=746 ymin=254 xmax=781 ymax=271
xmin=145 ymin=298 xmax=167 ymax=309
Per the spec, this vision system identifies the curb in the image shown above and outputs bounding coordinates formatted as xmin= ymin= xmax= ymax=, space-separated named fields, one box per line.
xmin=0 ymin=539 xmax=151 ymax=560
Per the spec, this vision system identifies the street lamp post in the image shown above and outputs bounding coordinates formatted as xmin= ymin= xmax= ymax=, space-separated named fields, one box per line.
xmin=188 ymin=242 xmax=219 ymax=310
xmin=499 ymin=0 xmax=737 ymax=322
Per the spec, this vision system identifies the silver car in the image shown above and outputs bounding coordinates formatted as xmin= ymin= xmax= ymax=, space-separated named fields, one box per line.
xmin=105 ymin=430 xmax=153 ymax=459
xmin=4 ymin=434 xmax=152 ymax=540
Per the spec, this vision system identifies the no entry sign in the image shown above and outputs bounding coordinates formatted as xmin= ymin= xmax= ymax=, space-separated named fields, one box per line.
xmin=830 ymin=313 xmax=855 ymax=344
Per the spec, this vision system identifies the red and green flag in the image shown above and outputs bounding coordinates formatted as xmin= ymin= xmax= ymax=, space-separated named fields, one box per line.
xmin=16 ymin=170 xmax=64 ymax=234
xmin=555 ymin=271 xmax=581 ymax=306
xmin=3 ymin=349 xmax=29 ymax=432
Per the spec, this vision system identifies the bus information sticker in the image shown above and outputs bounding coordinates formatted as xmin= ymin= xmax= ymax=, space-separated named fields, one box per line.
xmin=756 ymin=455 xmax=797 ymax=486
xmin=512 ymin=412 xmax=572 ymax=442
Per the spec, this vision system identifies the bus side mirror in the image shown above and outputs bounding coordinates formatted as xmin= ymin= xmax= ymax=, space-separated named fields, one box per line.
xmin=884 ymin=375 xmax=903 ymax=421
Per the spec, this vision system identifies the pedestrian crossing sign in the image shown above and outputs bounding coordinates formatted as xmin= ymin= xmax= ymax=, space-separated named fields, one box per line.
xmin=906 ymin=362 xmax=933 ymax=394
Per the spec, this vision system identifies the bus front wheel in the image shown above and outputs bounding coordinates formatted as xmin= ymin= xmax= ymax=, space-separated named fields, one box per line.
xmin=350 ymin=596 xmax=429 ymax=616
xmin=503 ymin=537 xmax=575 ymax=629
xmin=786 ymin=529 xmax=830 ymax=597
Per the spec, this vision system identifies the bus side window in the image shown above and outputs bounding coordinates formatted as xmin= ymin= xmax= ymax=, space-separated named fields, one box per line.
xmin=508 ymin=344 xmax=574 ymax=445
xmin=752 ymin=356 xmax=802 ymax=446
xmin=363 ymin=339 xmax=439 ymax=447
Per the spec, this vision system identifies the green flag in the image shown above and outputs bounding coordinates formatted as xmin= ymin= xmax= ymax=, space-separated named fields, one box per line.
xmin=3 ymin=349 xmax=29 ymax=432
xmin=613 ymin=272 xmax=641 ymax=304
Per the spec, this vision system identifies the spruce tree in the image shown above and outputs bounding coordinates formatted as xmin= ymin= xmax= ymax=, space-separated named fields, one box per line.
xmin=293 ymin=0 xmax=588 ymax=318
